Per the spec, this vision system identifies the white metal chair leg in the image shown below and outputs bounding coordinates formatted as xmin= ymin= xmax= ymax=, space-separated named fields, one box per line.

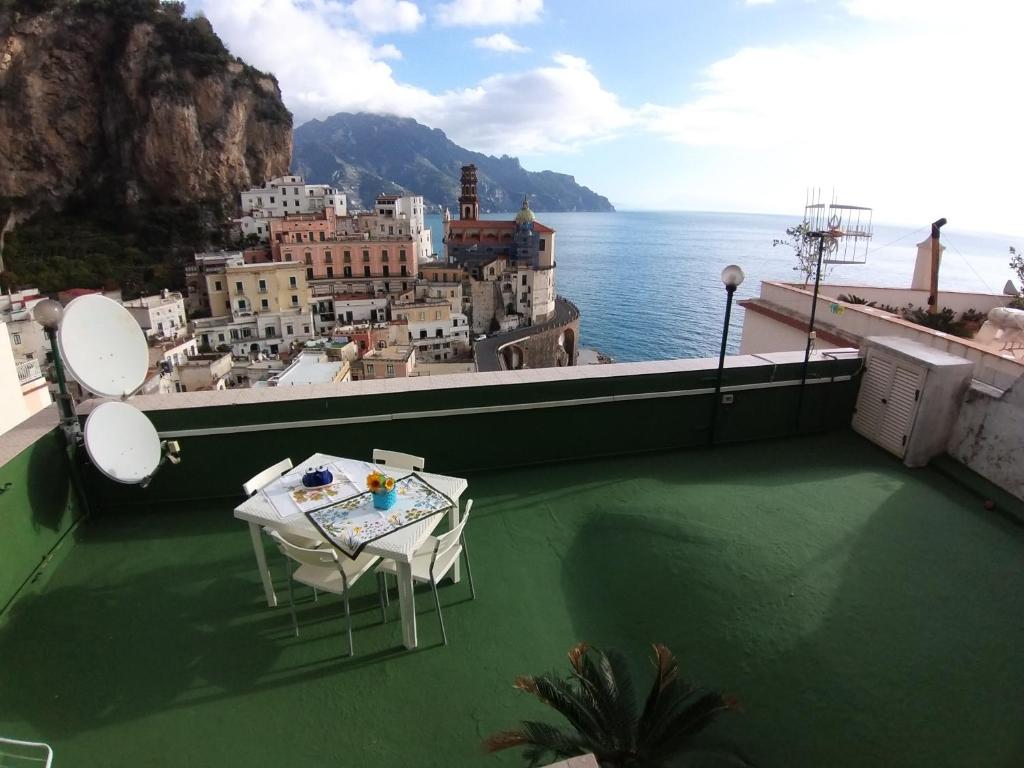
xmin=285 ymin=562 xmax=299 ymax=637
xmin=430 ymin=578 xmax=447 ymax=646
xmin=341 ymin=571 xmax=354 ymax=656
xmin=377 ymin=572 xmax=388 ymax=623
xmin=462 ymin=534 xmax=477 ymax=600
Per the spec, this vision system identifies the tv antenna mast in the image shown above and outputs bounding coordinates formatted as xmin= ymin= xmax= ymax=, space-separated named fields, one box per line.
xmin=796 ymin=189 xmax=873 ymax=424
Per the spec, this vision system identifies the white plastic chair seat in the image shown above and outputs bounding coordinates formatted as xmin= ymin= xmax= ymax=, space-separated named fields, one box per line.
xmin=293 ymin=551 xmax=379 ymax=593
xmin=269 ymin=526 xmax=324 ymax=550
xmin=377 ymin=542 xmax=459 ymax=584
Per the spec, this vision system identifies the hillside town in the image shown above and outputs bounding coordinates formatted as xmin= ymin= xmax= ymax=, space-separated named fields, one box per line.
xmin=0 ymin=166 xmax=581 ymax=426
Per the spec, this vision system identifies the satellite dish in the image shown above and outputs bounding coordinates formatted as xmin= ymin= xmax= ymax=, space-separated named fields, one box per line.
xmin=84 ymin=402 xmax=162 ymax=484
xmin=59 ymin=295 xmax=149 ymax=397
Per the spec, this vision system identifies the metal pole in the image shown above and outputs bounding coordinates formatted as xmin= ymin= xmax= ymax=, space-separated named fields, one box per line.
xmin=928 ymin=217 xmax=947 ymax=314
xmin=796 ymin=233 xmax=826 ymax=429
xmin=45 ymin=326 xmax=90 ymax=517
xmin=709 ymin=285 xmax=736 ymax=445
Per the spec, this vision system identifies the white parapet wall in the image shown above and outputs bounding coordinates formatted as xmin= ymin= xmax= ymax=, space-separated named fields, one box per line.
xmin=948 ymin=377 xmax=1024 ymax=500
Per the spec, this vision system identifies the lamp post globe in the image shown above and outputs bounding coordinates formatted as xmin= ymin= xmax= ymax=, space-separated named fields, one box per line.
xmin=721 ymin=265 xmax=745 ymax=290
xmin=32 ymin=298 xmax=64 ymax=330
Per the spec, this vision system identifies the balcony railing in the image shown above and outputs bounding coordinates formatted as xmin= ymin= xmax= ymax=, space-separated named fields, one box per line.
xmin=16 ymin=359 xmax=42 ymax=384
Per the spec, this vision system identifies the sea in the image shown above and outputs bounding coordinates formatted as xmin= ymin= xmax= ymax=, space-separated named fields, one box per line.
xmin=427 ymin=211 xmax=1021 ymax=363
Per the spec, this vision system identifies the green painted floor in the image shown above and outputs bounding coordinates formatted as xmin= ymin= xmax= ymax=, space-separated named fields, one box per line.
xmin=2 ymin=431 xmax=1024 ymax=767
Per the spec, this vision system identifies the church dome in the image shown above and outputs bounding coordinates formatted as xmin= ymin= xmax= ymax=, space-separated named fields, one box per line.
xmin=515 ymin=196 xmax=535 ymax=225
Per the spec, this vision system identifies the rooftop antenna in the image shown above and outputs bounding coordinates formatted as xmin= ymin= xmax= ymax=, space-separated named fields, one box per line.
xmin=795 ymin=189 xmax=873 ymax=426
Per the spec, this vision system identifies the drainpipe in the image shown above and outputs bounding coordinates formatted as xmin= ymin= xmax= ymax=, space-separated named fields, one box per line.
xmin=928 ymin=218 xmax=946 ymax=315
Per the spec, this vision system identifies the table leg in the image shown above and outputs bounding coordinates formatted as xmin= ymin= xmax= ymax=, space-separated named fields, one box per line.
xmin=397 ymin=560 xmax=418 ymax=649
xmin=449 ymin=501 xmax=462 ymax=584
xmin=248 ymin=521 xmax=278 ymax=607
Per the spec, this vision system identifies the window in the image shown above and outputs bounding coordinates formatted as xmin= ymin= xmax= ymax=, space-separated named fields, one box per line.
xmin=230 ymin=329 xmax=240 ymax=340
xmin=289 ymin=276 xmax=297 ymax=288
xmin=12 ymin=333 xmax=21 ymax=345
xmin=419 ymin=330 xmax=427 ymax=339
xmin=399 ymin=250 xmax=407 ymax=261
xmin=364 ymin=266 xmax=371 ymax=277
xmin=286 ymin=324 xmax=294 ymax=335
xmin=218 ymin=333 xmax=225 ymax=342
xmin=265 ymin=326 xmax=276 ymax=338
xmin=242 ymin=328 xmax=252 ymax=338
xmin=284 ymin=252 xmax=292 ymax=262
xmin=269 ymin=344 xmax=278 ymax=354
xmin=214 ymin=280 xmax=222 ymax=291
xmin=261 ymin=299 xmax=269 ymax=309
xmin=362 ymin=250 xmax=370 ymax=262
xmin=258 ymin=279 xmax=267 ymax=293
xmin=270 ymin=196 xmax=275 ymax=203
xmin=386 ymin=363 xmax=395 ymax=377
xmin=304 ymin=325 xmax=310 ymax=334
xmin=235 ymin=281 xmax=243 ymax=292
xmin=377 ymin=340 xmax=386 ymax=349
xmin=319 ymin=232 xmax=325 ymax=242
xmin=326 ymin=266 xmax=334 ymax=278
xmin=435 ymin=329 xmax=443 ymax=338
xmin=306 ymin=268 xmax=314 ymax=280
xmin=400 ymin=266 xmax=407 ymax=276
xmin=366 ymin=363 xmax=374 ymax=376
xmin=344 ymin=266 xmax=352 ymax=277
xmin=522 ymin=275 xmax=528 ymax=286
xmin=539 ymin=239 xmax=546 ymax=251
xmin=382 ymin=265 xmax=390 ymax=277
xmin=325 ymin=251 xmax=332 ymax=263
xmin=381 ymin=250 xmax=389 ymax=262
xmin=291 ymin=295 xmax=299 ymax=306
xmin=238 ymin=299 xmax=247 ymax=310
xmin=419 ymin=311 xmax=426 ymax=320
xmin=343 ymin=251 xmax=351 ymax=263
xmin=304 ymin=252 xmax=312 ymax=265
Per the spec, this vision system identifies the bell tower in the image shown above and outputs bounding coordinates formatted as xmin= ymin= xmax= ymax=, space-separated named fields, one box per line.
xmin=459 ymin=164 xmax=479 ymax=220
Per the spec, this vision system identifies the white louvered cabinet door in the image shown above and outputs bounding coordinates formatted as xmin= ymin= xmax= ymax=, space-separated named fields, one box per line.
xmin=852 ymin=352 xmax=927 ymax=458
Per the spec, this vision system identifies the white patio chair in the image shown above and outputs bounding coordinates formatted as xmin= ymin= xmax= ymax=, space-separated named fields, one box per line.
xmin=372 ymin=448 xmax=426 ymax=472
xmin=0 ymin=737 xmax=53 ymax=768
xmin=243 ymin=458 xmax=323 ymax=550
xmin=267 ymin=530 xmax=381 ymax=656
xmin=377 ymin=499 xmax=476 ymax=646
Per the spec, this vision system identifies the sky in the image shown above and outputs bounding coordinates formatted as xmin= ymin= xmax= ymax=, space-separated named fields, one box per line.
xmin=187 ymin=0 xmax=1024 ymax=235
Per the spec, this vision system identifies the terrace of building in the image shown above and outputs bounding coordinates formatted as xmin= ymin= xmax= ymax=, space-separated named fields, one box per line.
xmin=2 ymin=354 xmax=1023 ymax=768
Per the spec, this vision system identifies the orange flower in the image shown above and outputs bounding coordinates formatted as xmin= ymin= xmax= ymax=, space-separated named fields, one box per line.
xmin=384 ymin=477 xmax=395 ymax=492
xmin=367 ymin=475 xmax=382 ymax=492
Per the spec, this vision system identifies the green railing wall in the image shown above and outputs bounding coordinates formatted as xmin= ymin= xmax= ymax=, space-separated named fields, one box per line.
xmin=0 ymin=428 xmax=83 ymax=614
xmin=84 ymin=356 xmax=863 ymax=509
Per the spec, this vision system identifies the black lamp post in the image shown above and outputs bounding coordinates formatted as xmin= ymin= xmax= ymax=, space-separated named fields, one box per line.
xmin=710 ymin=265 xmax=744 ymax=445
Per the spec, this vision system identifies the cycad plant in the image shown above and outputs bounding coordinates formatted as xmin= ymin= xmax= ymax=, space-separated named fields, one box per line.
xmin=484 ymin=642 xmax=743 ymax=768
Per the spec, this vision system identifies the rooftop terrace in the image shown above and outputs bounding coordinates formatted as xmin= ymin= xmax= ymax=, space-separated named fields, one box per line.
xmin=1 ymin=351 xmax=1021 ymax=767
xmin=2 ymin=432 xmax=1023 ymax=766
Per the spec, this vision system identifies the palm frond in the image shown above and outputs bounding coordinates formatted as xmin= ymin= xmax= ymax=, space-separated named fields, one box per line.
xmin=642 ymin=692 xmax=737 ymax=759
xmin=638 ymin=644 xmax=693 ymax=742
xmin=529 ymin=673 xmax=609 ymax=748
xmin=572 ymin=646 xmax=638 ymax=754
xmin=484 ymin=721 xmax=590 ymax=767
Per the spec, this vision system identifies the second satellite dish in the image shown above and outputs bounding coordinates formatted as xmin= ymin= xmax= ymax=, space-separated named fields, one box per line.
xmin=59 ymin=294 xmax=149 ymax=398
xmin=84 ymin=402 xmax=162 ymax=484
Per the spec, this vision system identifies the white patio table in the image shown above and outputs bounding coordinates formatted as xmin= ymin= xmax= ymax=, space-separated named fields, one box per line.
xmin=234 ymin=452 xmax=468 ymax=650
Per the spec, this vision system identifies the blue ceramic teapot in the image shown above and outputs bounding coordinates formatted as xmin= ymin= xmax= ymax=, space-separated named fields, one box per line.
xmin=301 ymin=465 xmax=334 ymax=487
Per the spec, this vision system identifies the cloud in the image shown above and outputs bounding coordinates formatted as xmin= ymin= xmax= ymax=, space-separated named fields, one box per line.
xmin=472 ymin=33 xmax=529 ymax=53
xmin=346 ymin=0 xmax=424 ymax=33
xmin=435 ymin=0 xmax=542 ymax=27
xmin=189 ymin=0 xmax=627 ymax=155
xmin=636 ymin=1 xmax=1024 ymax=229
xmin=744 ymin=0 xmax=775 ymax=5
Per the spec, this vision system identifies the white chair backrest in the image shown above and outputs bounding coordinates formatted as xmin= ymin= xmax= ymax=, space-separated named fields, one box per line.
xmin=433 ymin=501 xmax=471 ymax=562
xmin=268 ymin=530 xmax=338 ymax=568
xmin=372 ymin=448 xmax=425 ymax=472
xmin=243 ymin=458 xmax=293 ymax=497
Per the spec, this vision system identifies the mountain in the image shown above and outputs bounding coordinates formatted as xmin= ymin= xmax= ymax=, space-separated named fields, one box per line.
xmin=0 ymin=0 xmax=292 ymax=294
xmin=292 ymin=113 xmax=614 ymax=213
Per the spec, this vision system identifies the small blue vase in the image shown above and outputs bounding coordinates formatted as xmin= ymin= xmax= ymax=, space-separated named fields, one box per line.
xmin=372 ymin=488 xmax=397 ymax=510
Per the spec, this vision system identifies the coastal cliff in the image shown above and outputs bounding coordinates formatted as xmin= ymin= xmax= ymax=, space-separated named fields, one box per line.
xmin=0 ymin=0 xmax=292 ymax=220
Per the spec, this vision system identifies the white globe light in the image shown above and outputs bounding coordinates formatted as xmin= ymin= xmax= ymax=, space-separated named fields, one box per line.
xmin=32 ymin=299 xmax=64 ymax=330
xmin=721 ymin=265 xmax=745 ymax=289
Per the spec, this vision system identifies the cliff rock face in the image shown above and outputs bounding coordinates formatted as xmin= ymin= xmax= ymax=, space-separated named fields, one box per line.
xmin=0 ymin=1 xmax=292 ymax=220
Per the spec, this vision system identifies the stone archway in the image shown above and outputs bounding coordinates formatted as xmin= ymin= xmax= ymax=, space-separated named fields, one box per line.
xmin=500 ymin=343 xmax=526 ymax=370
xmin=561 ymin=328 xmax=576 ymax=365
